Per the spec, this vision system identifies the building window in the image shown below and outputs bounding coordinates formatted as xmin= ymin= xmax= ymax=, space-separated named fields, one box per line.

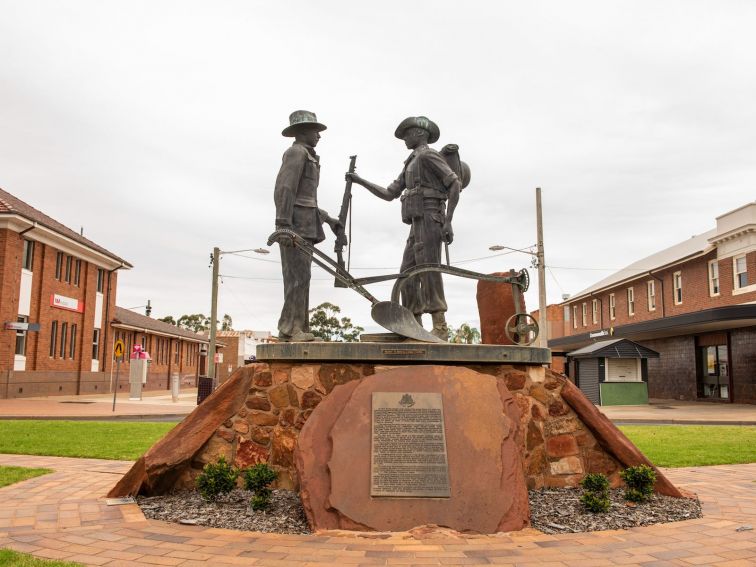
xmin=174 ymin=341 xmax=180 ymax=364
xmin=609 ymin=293 xmax=616 ymax=320
xmin=64 ymin=255 xmax=72 ymax=283
xmin=70 ymin=324 xmax=77 ymax=359
xmin=96 ymin=268 xmax=105 ymax=293
xmin=581 ymin=303 xmax=587 ymax=327
xmin=572 ymin=306 xmax=578 ymax=329
xmin=627 ymin=287 xmax=635 ymax=316
xmin=647 ymin=280 xmax=656 ymax=311
xmin=673 ymin=271 xmax=682 ymax=304
xmin=15 ymin=316 xmax=28 ymax=356
xmin=734 ymin=255 xmax=747 ymax=289
xmin=50 ymin=321 xmax=58 ymax=357
xmin=55 ymin=252 xmax=64 ymax=280
xmin=591 ymin=299 xmax=598 ymax=324
xmin=709 ymin=260 xmax=720 ymax=296
xmin=92 ymin=329 xmax=100 ymax=361
xmin=22 ymin=239 xmax=34 ymax=271
xmin=60 ymin=323 xmax=68 ymax=359
xmin=74 ymin=259 xmax=81 ymax=286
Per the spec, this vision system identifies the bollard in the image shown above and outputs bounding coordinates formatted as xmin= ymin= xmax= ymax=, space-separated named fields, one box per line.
xmin=171 ymin=373 xmax=180 ymax=402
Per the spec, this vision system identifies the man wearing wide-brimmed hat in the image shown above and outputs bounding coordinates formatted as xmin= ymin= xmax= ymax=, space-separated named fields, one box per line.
xmin=347 ymin=116 xmax=461 ymax=340
xmin=272 ymin=110 xmax=341 ymax=342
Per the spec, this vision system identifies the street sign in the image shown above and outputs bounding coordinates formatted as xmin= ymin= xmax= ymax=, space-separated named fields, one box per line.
xmin=114 ymin=339 xmax=125 ymax=360
xmin=4 ymin=322 xmax=40 ymax=331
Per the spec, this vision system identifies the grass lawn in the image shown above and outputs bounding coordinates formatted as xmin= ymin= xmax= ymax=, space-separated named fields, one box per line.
xmin=620 ymin=425 xmax=756 ymax=468
xmin=0 ymin=549 xmax=82 ymax=566
xmin=0 ymin=421 xmax=175 ymax=461
xmin=0 ymin=466 xmax=52 ymax=488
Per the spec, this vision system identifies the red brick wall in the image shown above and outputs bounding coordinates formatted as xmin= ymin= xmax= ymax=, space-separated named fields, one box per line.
xmin=0 ymin=229 xmax=21 ymax=370
xmin=563 ymin=251 xmax=756 ymax=337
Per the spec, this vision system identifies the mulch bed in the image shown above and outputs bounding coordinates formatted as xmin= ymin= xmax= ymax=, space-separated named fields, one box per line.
xmin=139 ymin=488 xmax=702 ymax=536
xmin=529 ymin=487 xmax=703 ymax=534
xmin=138 ymin=489 xmax=310 ymax=535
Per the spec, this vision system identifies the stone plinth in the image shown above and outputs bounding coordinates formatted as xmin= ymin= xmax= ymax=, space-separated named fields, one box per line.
xmin=110 ymin=357 xmax=685 ymax=528
xmin=298 ymin=365 xmax=530 ymax=533
xmin=477 ymin=272 xmax=526 ymax=345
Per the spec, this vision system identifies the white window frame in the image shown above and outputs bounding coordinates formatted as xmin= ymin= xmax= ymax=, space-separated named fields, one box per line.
xmin=734 ymin=255 xmax=747 ymax=290
xmin=627 ymin=287 xmax=635 ymax=316
xmin=609 ymin=293 xmax=616 ymax=320
xmin=673 ymin=271 xmax=682 ymax=305
xmin=572 ymin=305 xmax=578 ymax=329
xmin=708 ymin=260 xmax=720 ymax=297
xmin=647 ymin=280 xmax=656 ymax=312
xmin=591 ymin=299 xmax=598 ymax=324
xmin=581 ymin=303 xmax=587 ymax=327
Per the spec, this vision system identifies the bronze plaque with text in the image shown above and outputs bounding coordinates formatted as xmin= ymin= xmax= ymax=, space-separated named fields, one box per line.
xmin=370 ymin=392 xmax=450 ymax=498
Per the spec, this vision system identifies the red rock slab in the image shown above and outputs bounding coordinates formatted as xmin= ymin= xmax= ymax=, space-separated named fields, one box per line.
xmin=314 ymin=365 xmax=529 ymax=533
xmin=477 ymin=272 xmax=526 ymax=345
xmin=295 ymin=380 xmax=361 ymax=530
xmin=559 ymin=377 xmax=683 ymax=498
xmin=108 ymin=365 xmax=260 ymax=497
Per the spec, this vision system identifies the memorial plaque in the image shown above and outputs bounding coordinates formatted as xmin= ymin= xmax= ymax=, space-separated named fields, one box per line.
xmin=371 ymin=392 xmax=450 ymax=498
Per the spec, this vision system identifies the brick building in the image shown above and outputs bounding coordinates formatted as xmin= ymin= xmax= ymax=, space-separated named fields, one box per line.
xmin=549 ymin=202 xmax=756 ymax=404
xmin=111 ymin=307 xmax=211 ymax=392
xmin=0 ymin=188 xmax=211 ymax=398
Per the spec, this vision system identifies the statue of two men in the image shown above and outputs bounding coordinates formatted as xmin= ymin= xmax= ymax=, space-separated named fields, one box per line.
xmin=272 ymin=111 xmax=461 ymax=342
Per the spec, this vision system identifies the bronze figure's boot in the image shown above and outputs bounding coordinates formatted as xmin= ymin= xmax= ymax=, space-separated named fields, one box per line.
xmin=431 ymin=312 xmax=448 ymax=341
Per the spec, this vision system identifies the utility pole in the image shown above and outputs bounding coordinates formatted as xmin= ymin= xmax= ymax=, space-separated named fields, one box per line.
xmin=536 ymin=187 xmax=548 ymax=349
xmin=208 ymin=247 xmax=220 ymax=387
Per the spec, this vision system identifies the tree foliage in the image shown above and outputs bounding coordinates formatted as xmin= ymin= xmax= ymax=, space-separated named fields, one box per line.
xmin=158 ymin=313 xmax=234 ymax=333
xmin=447 ymin=323 xmax=481 ymax=344
xmin=308 ymin=302 xmax=363 ymax=342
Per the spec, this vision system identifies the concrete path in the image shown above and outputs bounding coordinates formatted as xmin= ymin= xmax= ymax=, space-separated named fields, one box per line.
xmin=0 ymin=389 xmax=198 ymax=420
xmin=0 ymin=454 xmax=755 ymax=566
xmin=600 ymin=400 xmax=756 ymax=425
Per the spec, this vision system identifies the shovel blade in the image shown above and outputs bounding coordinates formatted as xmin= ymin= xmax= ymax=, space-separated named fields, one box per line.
xmin=371 ymin=301 xmax=446 ymax=344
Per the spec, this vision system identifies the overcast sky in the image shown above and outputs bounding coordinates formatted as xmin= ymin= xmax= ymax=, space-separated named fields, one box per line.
xmin=1 ymin=1 xmax=754 ymax=335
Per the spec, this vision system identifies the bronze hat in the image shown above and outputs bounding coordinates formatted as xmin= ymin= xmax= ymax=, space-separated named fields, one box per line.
xmin=394 ymin=116 xmax=440 ymax=144
xmin=282 ymin=110 xmax=327 ymax=137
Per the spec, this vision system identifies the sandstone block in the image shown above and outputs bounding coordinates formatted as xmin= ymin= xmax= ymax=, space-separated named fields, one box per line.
xmin=246 ymin=396 xmax=271 ymax=411
xmin=235 ymin=439 xmax=268 ymax=468
xmin=546 ymin=434 xmax=579 ymax=458
xmin=271 ymin=427 xmax=298 ymax=468
xmin=269 ymin=385 xmax=293 ymax=408
xmin=527 ymin=366 xmax=545 ymax=383
xmin=318 ymin=364 xmax=362 ymax=393
xmin=503 ymin=370 xmax=527 ymax=391
xmin=530 ymin=384 xmax=549 ymax=404
xmin=233 ymin=420 xmax=249 ymax=434
xmin=249 ymin=411 xmax=278 ymax=426
xmin=291 ymin=366 xmax=317 ymax=390
xmin=301 ymin=390 xmax=322 ymax=410
xmin=273 ymin=370 xmax=288 ymax=385
xmin=253 ymin=371 xmax=273 ymax=387
xmin=216 ymin=429 xmax=234 ymax=442
xmin=548 ymin=400 xmax=570 ymax=417
xmin=549 ymin=456 xmax=584 ymax=475
xmin=250 ymin=426 xmax=271 ymax=445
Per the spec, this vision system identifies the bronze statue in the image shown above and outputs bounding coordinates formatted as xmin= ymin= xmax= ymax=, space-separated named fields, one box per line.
xmin=347 ymin=116 xmax=461 ymax=340
xmin=271 ymin=110 xmax=341 ymax=342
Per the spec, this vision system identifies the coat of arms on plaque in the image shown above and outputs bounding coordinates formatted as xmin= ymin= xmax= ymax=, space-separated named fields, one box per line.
xmin=398 ymin=394 xmax=415 ymax=407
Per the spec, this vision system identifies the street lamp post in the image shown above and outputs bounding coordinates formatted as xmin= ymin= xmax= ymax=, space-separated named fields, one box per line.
xmin=489 ymin=188 xmax=548 ymax=349
xmin=207 ymin=246 xmax=270 ymax=389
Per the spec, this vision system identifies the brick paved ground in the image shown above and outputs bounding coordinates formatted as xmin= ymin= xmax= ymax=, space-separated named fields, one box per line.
xmin=0 ymin=455 xmax=754 ymax=566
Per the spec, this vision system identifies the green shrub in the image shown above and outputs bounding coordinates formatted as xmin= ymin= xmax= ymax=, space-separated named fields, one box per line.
xmin=243 ymin=463 xmax=278 ymax=511
xmin=620 ymin=464 xmax=656 ymax=503
xmin=580 ymin=490 xmax=611 ymax=513
xmin=579 ymin=473 xmax=611 ymax=513
xmin=580 ymin=473 xmax=610 ymax=494
xmin=196 ymin=456 xmax=238 ymax=500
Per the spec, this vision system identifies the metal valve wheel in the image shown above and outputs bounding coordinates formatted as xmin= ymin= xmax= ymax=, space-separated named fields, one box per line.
xmin=504 ymin=313 xmax=539 ymax=346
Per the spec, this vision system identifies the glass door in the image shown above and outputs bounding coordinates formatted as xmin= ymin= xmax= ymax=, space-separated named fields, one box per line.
xmin=697 ymin=345 xmax=729 ymax=400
